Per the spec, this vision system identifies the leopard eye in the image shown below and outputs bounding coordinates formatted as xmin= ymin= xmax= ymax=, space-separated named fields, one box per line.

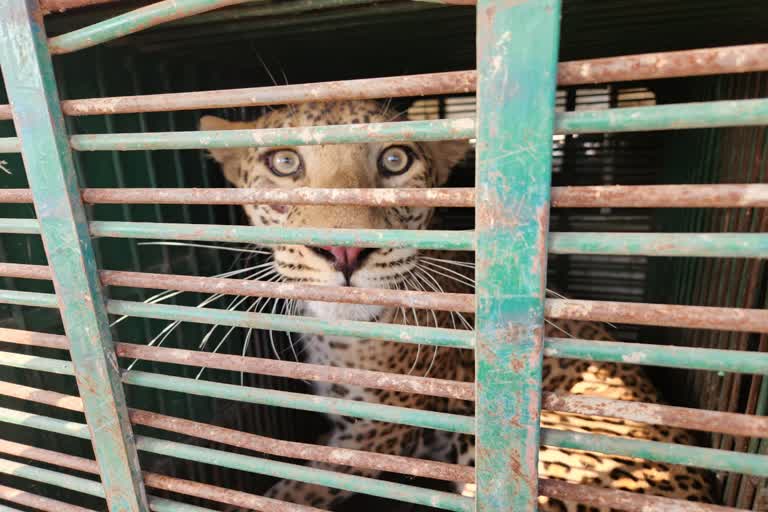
xmin=265 ymin=149 xmax=303 ymax=177
xmin=378 ymin=146 xmax=414 ymax=176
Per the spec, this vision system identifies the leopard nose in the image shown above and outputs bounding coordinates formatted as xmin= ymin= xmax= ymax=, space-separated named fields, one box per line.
xmin=321 ymin=246 xmax=363 ymax=270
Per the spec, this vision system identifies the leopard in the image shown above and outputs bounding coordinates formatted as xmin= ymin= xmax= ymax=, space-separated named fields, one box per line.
xmin=200 ymin=100 xmax=715 ymax=511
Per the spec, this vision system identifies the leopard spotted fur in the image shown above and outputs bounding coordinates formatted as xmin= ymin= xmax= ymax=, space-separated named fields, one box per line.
xmin=201 ymin=100 xmax=715 ymax=511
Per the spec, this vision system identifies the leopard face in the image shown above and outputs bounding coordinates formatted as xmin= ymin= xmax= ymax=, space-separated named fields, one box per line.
xmin=201 ymin=100 xmax=469 ymax=321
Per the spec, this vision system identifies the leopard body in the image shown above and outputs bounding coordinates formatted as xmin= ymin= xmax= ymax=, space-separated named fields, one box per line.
xmin=201 ymin=100 xmax=714 ymax=511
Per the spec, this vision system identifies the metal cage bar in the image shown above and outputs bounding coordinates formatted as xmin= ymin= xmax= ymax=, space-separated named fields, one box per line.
xmin=0 ymin=2 xmax=149 ymax=510
xmin=474 ymin=0 xmax=561 ymax=509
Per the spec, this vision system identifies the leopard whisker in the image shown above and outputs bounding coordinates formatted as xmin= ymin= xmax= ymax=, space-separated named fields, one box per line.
xmin=137 ymin=240 xmax=270 ymax=255
xmin=405 ymin=269 xmax=442 ymax=378
xmin=420 ymin=256 xmax=475 ymax=269
xmin=417 ymin=260 xmax=475 ymax=287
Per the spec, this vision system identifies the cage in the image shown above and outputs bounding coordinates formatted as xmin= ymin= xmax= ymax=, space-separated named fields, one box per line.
xmin=0 ymin=0 xmax=766 ymax=511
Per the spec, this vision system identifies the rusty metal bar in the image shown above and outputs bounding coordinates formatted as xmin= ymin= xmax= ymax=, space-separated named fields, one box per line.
xmin=546 ymin=299 xmax=768 ymax=333
xmin=81 ymin=187 xmax=475 ymax=207
xmin=0 ymin=326 xmax=473 ymax=399
xmin=542 ymin=393 xmax=768 ymax=439
xmin=0 ymin=381 xmax=474 ymax=483
xmin=558 ymin=43 xmax=768 ymax=85
xmin=0 ymin=438 xmax=325 ymax=512
xmin=551 ymin=183 xmax=768 ymax=208
xmin=539 ymin=479 xmax=743 ymax=512
xmin=5 ymin=184 xmax=768 ymax=208
xmin=0 ymin=483 xmax=95 ymax=512
xmin=0 ymin=44 xmax=765 ymax=119
xmin=0 ymin=262 xmax=474 ymax=313
xmin=0 ymin=3 xmax=149 ymax=510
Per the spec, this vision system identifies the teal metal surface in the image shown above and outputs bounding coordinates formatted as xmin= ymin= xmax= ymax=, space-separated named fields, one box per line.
xmin=48 ymin=0 xmax=254 ymax=55
xmin=0 ymin=408 xmax=473 ymax=512
xmin=124 ymin=370 xmax=474 ymax=433
xmin=556 ymin=98 xmax=768 ymax=134
xmin=107 ymin=299 xmax=474 ymax=348
xmin=542 ymin=428 xmax=768 ymax=477
xmin=549 ymin=232 xmax=768 ymax=258
xmin=1 ymin=219 xmax=766 ymax=258
xmin=545 ymin=338 xmax=768 ymax=374
xmin=0 ymin=456 xmax=220 ymax=512
xmin=474 ymin=0 xmax=560 ymax=510
xmin=0 ymin=289 xmax=475 ymax=346
xmin=69 ymin=118 xmax=474 ymax=151
xmin=89 ymin=221 xmax=475 ymax=250
xmin=0 ymin=2 xmax=149 ymax=511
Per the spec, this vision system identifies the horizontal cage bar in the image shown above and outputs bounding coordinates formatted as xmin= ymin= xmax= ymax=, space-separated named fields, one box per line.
xmin=0 ymin=379 xmax=759 ymax=511
xmin=40 ymin=0 xmax=118 ymax=14
xmin=1 ymin=44 xmax=766 ymax=119
xmin=47 ymin=0 xmax=256 ymax=55
xmin=0 ymin=408 xmax=473 ymax=512
xmin=2 ymin=98 xmax=768 ymax=153
xmin=0 ymin=381 xmax=473 ymax=484
xmin=2 ymin=329 xmax=765 ymax=438
xmin=2 ymin=184 xmax=767 ymax=208
xmin=0 ymin=327 xmax=474 ymax=400
xmin=0 ymin=438 xmax=324 ymax=512
xmin=0 ymin=350 xmax=474 ymax=433
xmin=0 ymin=263 xmax=474 ymax=313
xmin=545 ymin=337 xmax=768 ymax=375
xmin=0 ymin=483 xmax=94 ymax=512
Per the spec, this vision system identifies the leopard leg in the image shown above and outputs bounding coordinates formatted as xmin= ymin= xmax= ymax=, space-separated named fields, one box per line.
xmin=414 ymin=429 xmax=475 ymax=497
xmin=263 ymin=418 xmax=421 ymax=509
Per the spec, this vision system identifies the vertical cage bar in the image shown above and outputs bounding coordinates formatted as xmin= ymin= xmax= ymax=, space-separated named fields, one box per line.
xmin=0 ymin=2 xmax=150 ymax=511
xmin=474 ymin=0 xmax=561 ymax=510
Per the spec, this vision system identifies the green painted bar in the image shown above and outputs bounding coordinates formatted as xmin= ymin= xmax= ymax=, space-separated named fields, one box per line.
xmin=556 ymin=98 xmax=768 ymax=134
xmin=124 ymin=370 xmax=474 ymax=434
xmin=0 ymin=290 xmax=58 ymax=309
xmin=47 ymin=0 xmax=254 ymax=55
xmin=107 ymin=299 xmax=475 ymax=349
xmin=0 ymin=346 xmax=473 ymax=432
xmin=543 ymin=428 xmax=768 ymax=477
xmin=550 ymin=232 xmax=768 ymax=258
xmin=70 ymin=118 xmax=475 ymax=151
xmin=0 ymin=408 xmax=472 ymax=512
xmin=0 ymin=453 xmax=219 ymax=512
xmin=0 ymin=98 xmax=767 ymax=155
xmin=0 ymin=350 xmax=74 ymax=375
xmin=0 ymin=3 xmax=150 ymax=510
xmin=0 ymin=219 xmax=40 ymax=235
xmin=89 ymin=221 xmax=475 ymax=250
xmin=474 ymin=0 xmax=561 ymax=509
xmin=545 ymin=337 xmax=768 ymax=375
xmin=0 ymin=290 xmax=475 ymax=348
xmin=138 ymin=438 xmax=473 ymax=512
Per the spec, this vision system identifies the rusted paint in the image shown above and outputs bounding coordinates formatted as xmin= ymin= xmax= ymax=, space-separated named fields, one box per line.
xmin=551 ymin=184 xmax=768 ymax=208
xmin=0 ymin=381 xmax=474 ymax=484
xmin=6 ymin=183 xmax=768 ymax=209
xmin=0 ymin=44 xmax=765 ymax=119
xmin=40 ymin=0 xmax=118 ymax=14
xmin=0 ymin=327 xmax=474 ymax=399
xmin=546 ymin=298 xmax=768 ymax=333
xmin=558 ymin=43 xmax=768 ymax=85
xmin=101 ymin=269 xmax=474 ymax=313
xmin=117 ymin=343 xmax=475 ymax=401
xmin=539 ymin=479 xmax=743 ymax=512
xmin=79 ymin=187 xmax=475 ymax=207
xmin=129 ymin=410 xmax=475 ymax=483
xmin=0 ymin=438 xmax=324 ymax=512
xmin=542 ymin=393 xmax=768 ymax=439
xmin=0 ymin=262 xmax=52 ymax=280
xmin=0 ymin=482 xmax=94 ymax=512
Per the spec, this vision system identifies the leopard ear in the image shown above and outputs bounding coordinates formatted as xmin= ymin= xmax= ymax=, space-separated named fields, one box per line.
xmin=199 ymin=115 xmax=252 ymax=186
xmin=428 ymin=139 xmax=472 ymax=186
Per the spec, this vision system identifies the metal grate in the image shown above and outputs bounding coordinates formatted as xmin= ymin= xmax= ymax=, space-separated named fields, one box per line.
xmin=0 ymin=1 xmax=766 ymax=511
